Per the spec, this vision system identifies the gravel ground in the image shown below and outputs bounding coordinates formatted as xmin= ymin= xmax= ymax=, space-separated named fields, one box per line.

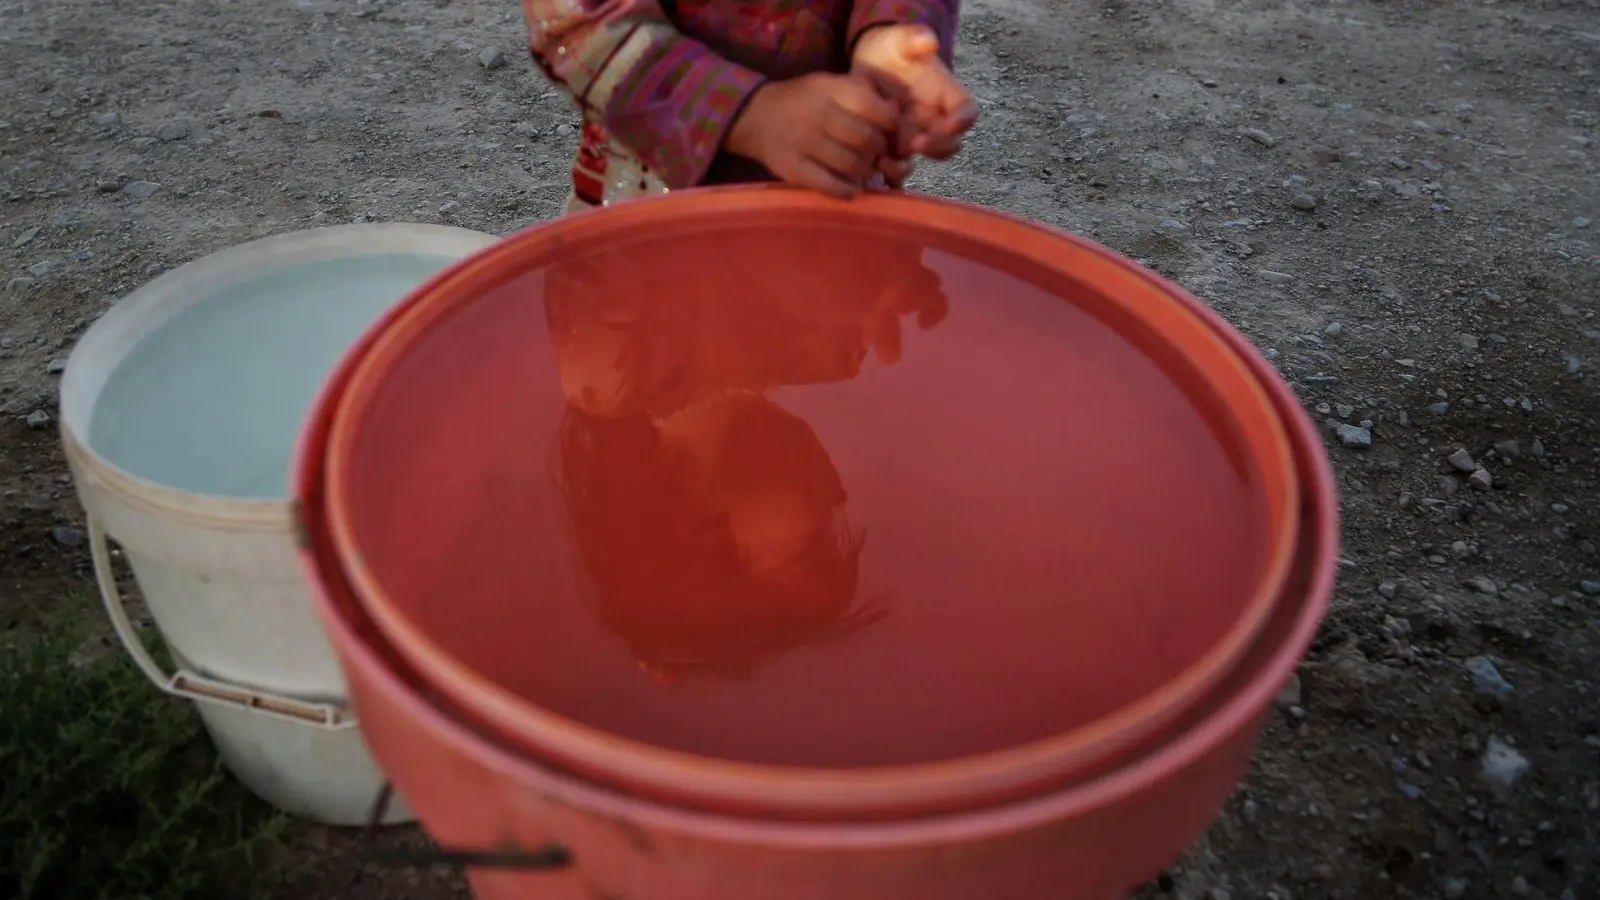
xmin=2 ymin=0 xmax=1598 ymax=898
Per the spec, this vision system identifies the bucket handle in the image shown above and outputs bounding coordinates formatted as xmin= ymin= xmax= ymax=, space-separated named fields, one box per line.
xmin=88 ymin=517 xmax=357 ymax=731
xmin=360 ymin=783 xmax=574 ymax=871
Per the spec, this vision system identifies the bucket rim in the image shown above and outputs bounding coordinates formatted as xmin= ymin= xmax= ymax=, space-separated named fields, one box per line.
xmin=58 ymin=222 xmax=499 ymax=527
xmin=289 ymin=192 xmax=1338 ymax=843
xmin=316 ymin=186 xmax=1309 ymax=816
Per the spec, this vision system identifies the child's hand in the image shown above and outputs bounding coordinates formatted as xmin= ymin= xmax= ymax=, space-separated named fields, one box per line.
xmin=851 ymin=24 xmax=978 ymax=161
xmin=726 ymin=73 xmax=903 ymax=200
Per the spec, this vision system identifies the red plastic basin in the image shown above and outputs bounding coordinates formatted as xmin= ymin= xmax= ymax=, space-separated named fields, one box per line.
xmin=320 ymin=187 xmax=1301 ymax=819
xmin=290 ymin=234 xmax=1337 ymax=899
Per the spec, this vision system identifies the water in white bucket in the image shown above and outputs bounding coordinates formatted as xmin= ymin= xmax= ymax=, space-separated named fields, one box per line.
xmin=90 ymin=253 xmax=455 ymax=498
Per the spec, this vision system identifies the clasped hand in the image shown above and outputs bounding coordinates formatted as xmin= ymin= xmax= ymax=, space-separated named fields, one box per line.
xmin=725 ymin=24 xmax=978 ymax=199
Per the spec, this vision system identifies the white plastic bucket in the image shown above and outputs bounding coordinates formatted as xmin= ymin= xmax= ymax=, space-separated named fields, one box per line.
xmin=59 ymin=223 xmax=500 ymax=826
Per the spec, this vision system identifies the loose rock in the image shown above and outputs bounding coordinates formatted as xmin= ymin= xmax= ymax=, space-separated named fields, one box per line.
xmin=478 ymin=47 xmax=507 ymax=69
xmin=1446 ymin=448 xmax=1476 ymax=472
xmin=1462 ymin=575 xmax=1498 ymax=595
xmin=157 ymin=121 xmax=190 ymax=141
xmin=1480 ymin=735 xmax=1530 ymax=791
xmin=1275 ymin=672 xmax=1303 ymax=708
xmin=1468 ymin=468 xmax=1492 ymax=491
xmin=1244 ymin=128 xmax=1279 ymax=148
xmin=25 ymin=410 xmax=52 ymax=430
xmin=1334 ymin=423 xmax=1372 ymax=448
xmin=1465 ymin=656 xmax=1513 ymax=696
xmin=121 ymin=181 xmax=161 ymax=199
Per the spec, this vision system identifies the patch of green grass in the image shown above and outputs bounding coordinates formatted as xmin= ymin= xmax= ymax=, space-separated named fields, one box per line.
xmin=1 ymin=617 xmax=294 ymax=900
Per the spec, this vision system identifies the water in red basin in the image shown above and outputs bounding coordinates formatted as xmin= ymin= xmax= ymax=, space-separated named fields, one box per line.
xmin=322 ymin=188 xmax=1298 ymax=817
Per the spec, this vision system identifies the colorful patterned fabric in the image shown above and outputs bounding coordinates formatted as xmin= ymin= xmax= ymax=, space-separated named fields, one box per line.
xmin=517 ymin=0 xmax=959 ymax=213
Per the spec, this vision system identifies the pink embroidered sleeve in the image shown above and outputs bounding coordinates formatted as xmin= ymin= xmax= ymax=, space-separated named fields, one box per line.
xmin=520 ymin=0 xmax=768 ymax=188
xmin=847 ymin=0 xmax=960 ymax=66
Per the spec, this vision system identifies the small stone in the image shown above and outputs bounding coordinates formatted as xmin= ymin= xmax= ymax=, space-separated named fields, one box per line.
xmin=1378 ymin=580 xmax=1398 ymax=599
xmin=1465 ymin=656 xmax=1513 ymax=696
xmin=1441 ymin=877 xmax=1469 ymax=899
xmin=1551 ymin=502 xmax=1570 ymax=514
xmin=121 ymin=180 xmax=161 ymax=199
xmin=1468 ymin=468 xmax=1493 ymax=491
xmin=1463 ymin=575 xmax=1498 ymax=595
xmin=1511 ymin=877 xmax=1531 ymax=896
xmin=1579 ymin=580 xmax=1600 ymax=596
xmin=1446 ymin=448 xmax=1476 ymax=472
xmin=1275 ymin=672 xmax=1302 ymax=708
xmin=1291 ymin=193 xmax=1318 ymax=211
xmin=478 ymin=47 xmax=508 ymax=69
xmin=13 ymin=227 xmax=39 ymax=248
xmin=1324 ymin=322 xmax=1344 ymax=338
xmin=1457 ymin=333 xmax=1478 ymax=350
xmin=555 ymin=123 xmax=576 ymax=137
xmin=438 ymin=200 xmax=459 ymax=214
xmin=1398 ymin=491 xmax=1415 ymax=509
xmin=1244 ymin=128 xmax=1279 ymax=148
xmin=46 ymin=357 xmax=66 ymax=374
xmin=157 ymin=121 xmax=190 ymax=141
xmin=51 ymin=525 xmax=83 ymax=548
xmin=1390 ymin=156 xmax=1411 ymax=170
xmin=1334 ymin=423 xmax=1372 ymax=448
xmin=25 ymin=410 xmax=52 ymax=430
xmin=1480 ymin=735 xmax=1529 ymax=790
xmin=1575 ymin=216 xmax=1593 ymax=229
xmin=6 ymin=277 xmax=36 ymax=294
xmin=1334 ymin=403 xmax=1354 ymax=419
xmin=1451 ymin=540 xmax=1472 ymax=558
xmin=1381 ymin=615 xmax=1411 ymax=638
xmin=1258 ymin=269 xmax=1295 ymax=285
xmin=1530 ymin=438 xmax=1545 ymax=458
xmin=1437 ymin=475 xmax=1460 ymax=496
xmin=1493 ymin=439 xmax=1520 ymax=460
xmin=92 ymin=111 xmax=120 ymax=126
xmin=28 ymin=260 xmax=53 ymax=277
xmin=1428 ymin=401 xmax=1450 ymax=415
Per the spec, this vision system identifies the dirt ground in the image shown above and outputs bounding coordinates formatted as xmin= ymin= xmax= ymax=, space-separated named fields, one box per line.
xmin=3 ymin=0 xmax=1598 ymax=898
